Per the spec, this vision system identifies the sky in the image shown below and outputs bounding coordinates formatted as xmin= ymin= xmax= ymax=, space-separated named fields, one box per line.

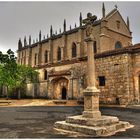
xmin=0 ymin=1 xmax=140 ymax=54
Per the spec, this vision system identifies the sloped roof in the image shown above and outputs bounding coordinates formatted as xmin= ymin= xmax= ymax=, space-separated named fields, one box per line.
xmin=105 ymin=8 xmax=118 ymax=19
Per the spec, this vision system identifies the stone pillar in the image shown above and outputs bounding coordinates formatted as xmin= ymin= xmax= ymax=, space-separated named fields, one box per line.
xmin=86 ymin=39 xmax=96 ymax=87
xmin=49 ymin=39 xmax=53 ymax=63
xmin=134 ymin=76 xmax=140 ymax=103
xmin=82 ymin=37 xmax=101 ymax=118
xmin=38 ymin=43 xmax=42 ymax=65
xmin=68 ymin=78 xmax=72 ymax=99
xmin=61 ymin=47 xmax=64 ymax=60
xmin=47 ymin=50 xmax=50 ymax=63
xmin=62 ymin=34 xmax=67 ymax=60
xmin=77 ymin=43 xmax=81 ymax=58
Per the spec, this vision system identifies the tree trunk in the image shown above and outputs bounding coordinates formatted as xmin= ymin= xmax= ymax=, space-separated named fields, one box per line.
xmin=18 ymin=89 xmax=21 ymax=100
xmin=6 ymin=86 xmax=8 ymax=100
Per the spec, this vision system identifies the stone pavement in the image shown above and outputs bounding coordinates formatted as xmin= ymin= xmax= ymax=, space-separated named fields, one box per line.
xmin=0 ymin=106 xmax=139 ymax=138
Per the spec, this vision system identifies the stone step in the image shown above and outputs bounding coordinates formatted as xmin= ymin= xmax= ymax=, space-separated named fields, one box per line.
xmin=66 ymin=115 xmax=119 ymax=127
xmin=54 ymin=120 xmax=133 ymax=137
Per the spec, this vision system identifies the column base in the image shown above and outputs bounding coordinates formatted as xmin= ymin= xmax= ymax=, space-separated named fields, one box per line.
xmin=83 ymin=86 xmax=101 ymax=118
xmin=54 ymin=115 xmax=134 ymax=137
xmin=83 ymin=110 xmax=101 ymax=118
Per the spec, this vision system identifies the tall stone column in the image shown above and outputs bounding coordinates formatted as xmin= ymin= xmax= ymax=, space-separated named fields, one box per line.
xmin=81 ymin=13 xmax=101 ymax=118
xmin=85 ymin=38 xmax=96 ymax=87
xmin=82 ymin=37 xmax=101 ymax=118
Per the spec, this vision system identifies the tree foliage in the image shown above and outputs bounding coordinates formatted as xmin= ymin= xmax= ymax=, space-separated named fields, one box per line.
xmin=0 ymin=49 xmax=38 ymax=98
xmin=0 ymin=49 xmax=17 ymax=88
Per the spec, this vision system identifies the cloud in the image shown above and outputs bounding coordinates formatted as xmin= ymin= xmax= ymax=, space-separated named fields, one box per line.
xmin=0 ymin=1 xmax=140 ymax=53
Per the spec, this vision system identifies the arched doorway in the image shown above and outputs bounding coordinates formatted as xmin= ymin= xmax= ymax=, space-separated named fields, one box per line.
xmin=62 ymin=87 xmax=67 ymax=100
xmin=51 ymin=77 xmax=69 ymax=99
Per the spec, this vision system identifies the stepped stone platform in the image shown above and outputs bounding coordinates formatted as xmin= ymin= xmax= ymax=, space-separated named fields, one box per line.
xmin=54 ymin=115 xmax=134 ymax=137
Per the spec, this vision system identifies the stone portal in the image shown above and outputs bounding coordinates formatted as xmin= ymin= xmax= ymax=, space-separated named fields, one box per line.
xmin=51 ymin=77 xmax=68 ymax=99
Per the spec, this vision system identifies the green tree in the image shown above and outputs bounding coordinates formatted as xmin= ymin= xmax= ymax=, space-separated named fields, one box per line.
xmin=0 ymin=49 xmax=17 ymax=98
xmin=14 ymin=64 xmax=38 ymax=99
xmin=0 ymin=49 xmax=38 ymax=99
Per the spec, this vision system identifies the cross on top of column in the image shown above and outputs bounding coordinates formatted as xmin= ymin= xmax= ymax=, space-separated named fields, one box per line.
xmin=82 ymin=13 xmax=97 ymax=38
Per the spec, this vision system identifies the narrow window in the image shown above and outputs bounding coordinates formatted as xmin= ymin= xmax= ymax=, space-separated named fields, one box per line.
xmin=57 ymin=47 xmax=61 ymax=61
xmin=45 ymin=50 xmax=48 ymax=63
xmin=98 ymin=76 xmax=105 ymax=86
xmin=72 ymin=42 xmax=77 ymax=58
xmin=44 ymin=70 xmax=48 ymax=80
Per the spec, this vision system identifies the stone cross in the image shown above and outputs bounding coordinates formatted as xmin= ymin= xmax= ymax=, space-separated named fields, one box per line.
xmin=82 ymin=12 xmax=98 ymax=89
xmin=82 ymin=13 xmax=101 ymax=118
xmin=83 ymin=13 xmax=97 ymax=38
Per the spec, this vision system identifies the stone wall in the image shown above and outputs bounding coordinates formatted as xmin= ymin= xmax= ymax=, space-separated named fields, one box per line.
xmin=25 ymin=52 xmax=136 ymax=105
xmin=95 ymin=53 xmax=134 ymax=105
xmin=131 ymin=52 xmax=140 ymax=103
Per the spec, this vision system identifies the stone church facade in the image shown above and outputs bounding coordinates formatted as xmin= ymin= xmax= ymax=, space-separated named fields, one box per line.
xmin=17 ymin=4 xmax=140 ymax=105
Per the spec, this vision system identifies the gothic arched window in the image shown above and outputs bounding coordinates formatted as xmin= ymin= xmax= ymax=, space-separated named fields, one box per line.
xmin=44 ymin=50 xmax=48 ymax=63
xmin=57 ymin=47 xmax=61 ymax=61
xmin=72 ymin=42 xmax=77 ymax=58
xmin=115 ymin=41 xmax=122 ymax=49
xmin=93 ymin=41 xmax=97 ymax=53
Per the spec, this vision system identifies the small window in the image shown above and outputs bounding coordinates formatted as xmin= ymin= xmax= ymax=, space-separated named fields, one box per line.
xmin=57 ymin=47 xmax=61 ymax=61
xmin=44 ymin=70 xmax=48 ymax=80
xmin=98 ymin=76 xmax=105 ymax=86
xmin=93 ymin=41 xmax=97 ymax=53
xmin=72 ymin=42 xmax=77 ymax=58
xmin=115 ymin=41 xmax=122 ymax=49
